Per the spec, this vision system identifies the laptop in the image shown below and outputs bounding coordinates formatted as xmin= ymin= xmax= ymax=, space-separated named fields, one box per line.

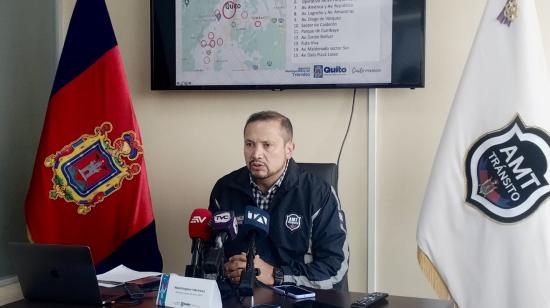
xmin=8 ymin=242 xmax=127 ymax=305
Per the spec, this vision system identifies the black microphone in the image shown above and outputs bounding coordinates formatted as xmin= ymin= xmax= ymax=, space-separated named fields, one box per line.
xmin=238 ymin=206 xmax=270 ymax=297
xmin=203 ymin=211 xmax=238 ymax=275
xmin=185 ymin=208 xmax=213 ymax=278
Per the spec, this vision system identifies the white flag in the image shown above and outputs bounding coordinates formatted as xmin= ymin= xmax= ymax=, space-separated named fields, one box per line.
xmin=417 ymin=0 xmax=550 ymax=307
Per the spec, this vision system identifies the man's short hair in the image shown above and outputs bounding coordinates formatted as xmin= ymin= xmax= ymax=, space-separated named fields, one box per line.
xmin=244 ymin=111 xmax=293 ymax=142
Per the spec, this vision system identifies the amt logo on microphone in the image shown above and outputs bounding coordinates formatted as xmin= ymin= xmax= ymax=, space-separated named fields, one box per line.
xmin=190 ymin=216 xmax=207 ymax=224
xmin=247 ymin=212 xmax=268 ymax=225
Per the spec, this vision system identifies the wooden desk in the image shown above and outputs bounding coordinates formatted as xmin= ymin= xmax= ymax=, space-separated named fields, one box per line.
xmin=2 ymin=287 xmax=453 ymax=307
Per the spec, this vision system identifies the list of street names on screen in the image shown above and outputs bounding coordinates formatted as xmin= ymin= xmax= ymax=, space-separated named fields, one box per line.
xmin=289 ymin=0 xmax=379 ymax=64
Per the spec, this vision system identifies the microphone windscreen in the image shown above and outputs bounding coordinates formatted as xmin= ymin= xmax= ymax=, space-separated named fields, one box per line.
xmin=242 ymin=206 xmax=270 ymax=238
xmin=188 ymin=208 xmax=213 ymax=240
xmin=213 ymin=211 xmax=238 ymax=240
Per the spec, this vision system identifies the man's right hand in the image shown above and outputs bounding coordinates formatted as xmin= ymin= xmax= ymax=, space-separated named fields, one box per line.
xmin=224 ymin=252 xmax=247 ymax=284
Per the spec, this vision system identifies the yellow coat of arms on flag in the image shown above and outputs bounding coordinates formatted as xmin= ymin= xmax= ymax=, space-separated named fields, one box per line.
xmin=44 ymin=122 xmax=142 ymax=215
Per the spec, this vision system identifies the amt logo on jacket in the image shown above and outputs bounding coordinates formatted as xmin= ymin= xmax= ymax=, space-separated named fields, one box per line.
xmin=285 ymin=213 xmax=302 ymax=231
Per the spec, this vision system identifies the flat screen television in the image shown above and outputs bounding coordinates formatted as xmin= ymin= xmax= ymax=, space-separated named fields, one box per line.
xmin=151 ymin=0 xmax=425 ymax=90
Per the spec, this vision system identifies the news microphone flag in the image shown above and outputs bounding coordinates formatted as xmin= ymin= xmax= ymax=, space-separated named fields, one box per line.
xmin=24 ymin=0 xmax=162 ymax=273
xmin=212 ymin=211 xmax=237 ymax=240
xmin=242 ymin=206 xmax=270 ymax=237
xmin=239 ymin=206 xmax=270 ymax=296
xmin=417 ymin=0 xmax=550 ymax=307
xmin=203 ymin=211 xmax=237 ymax=274
xmin=188 ymin=209 xmax=213 ymax=240
xmin=186 ymin=209 xmax=212 ymax=277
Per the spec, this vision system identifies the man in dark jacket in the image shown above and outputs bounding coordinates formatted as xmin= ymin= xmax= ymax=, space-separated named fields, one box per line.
xmin=209 ymin=111 xmax=349 ymax=290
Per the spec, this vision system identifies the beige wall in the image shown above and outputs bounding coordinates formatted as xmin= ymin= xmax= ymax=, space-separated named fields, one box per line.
xmin=58 ymin=0 xmax=550 ymax=298
xmin=3 ymin=0 xmax=550 ymax=303
xmin=97 ymin=0 xmax=370 ymax=292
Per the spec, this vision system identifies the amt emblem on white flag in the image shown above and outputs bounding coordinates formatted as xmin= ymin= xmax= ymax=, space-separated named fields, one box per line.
xmin=465 ymin=116 xmax=550 ymax=223
xmin=417 ymin=0 xmax=550 ymax=307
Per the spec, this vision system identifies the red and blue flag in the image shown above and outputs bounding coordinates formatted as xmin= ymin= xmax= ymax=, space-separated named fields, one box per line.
xmin=25 ymin=0 xmax=162 ymax=273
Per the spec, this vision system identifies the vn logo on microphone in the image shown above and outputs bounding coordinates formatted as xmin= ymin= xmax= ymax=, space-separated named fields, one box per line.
xmin=247 ymin=212 xmax=268 ymax=225
xmin=190 ymin=216 xmax=207 ymax=224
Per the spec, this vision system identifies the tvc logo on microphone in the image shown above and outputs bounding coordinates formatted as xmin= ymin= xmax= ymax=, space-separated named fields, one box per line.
xmin=190 ymin=216 xmax=207 ymax=224
xmin=214 ymin=212 xmax=231 ymax=223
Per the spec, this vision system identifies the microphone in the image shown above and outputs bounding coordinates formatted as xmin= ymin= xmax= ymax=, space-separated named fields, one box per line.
xmin=203 ymin=211 xmax=238 ymax=275
xmin=238 ymin=206 xmax=270 ymax=296
xmin=185 ymin=208 xmax=213 ymax=278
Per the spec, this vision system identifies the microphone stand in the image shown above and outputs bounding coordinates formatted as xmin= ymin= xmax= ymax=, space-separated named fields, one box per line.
xmin=203 ymin=233 xmax=228 ymax=276
xmin=185 ymin=238 xmax=202 ymax=278
xmin=238 ymin=231 xmax=258 ymax=297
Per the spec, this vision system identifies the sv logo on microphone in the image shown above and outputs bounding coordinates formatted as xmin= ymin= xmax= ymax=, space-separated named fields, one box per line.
xmin=214 ymin=213 xmax=231 ymax=223
xmin=247 ymin=212 xmax=268 ymax=225
xmin=190 ymin=216 xmax=207 ymax=223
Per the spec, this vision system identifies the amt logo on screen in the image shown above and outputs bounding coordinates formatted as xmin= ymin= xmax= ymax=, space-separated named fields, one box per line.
xmin=313 ymin=65 xmax=347 ymax=78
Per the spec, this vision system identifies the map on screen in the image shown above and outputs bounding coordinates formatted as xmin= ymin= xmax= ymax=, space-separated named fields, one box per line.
xmin=175 ymin=0 xmax=392 ymax=86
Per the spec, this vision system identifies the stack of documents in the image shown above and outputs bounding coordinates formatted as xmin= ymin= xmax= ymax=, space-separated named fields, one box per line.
xmin=97 ymin=265 xmax=161 ymax=288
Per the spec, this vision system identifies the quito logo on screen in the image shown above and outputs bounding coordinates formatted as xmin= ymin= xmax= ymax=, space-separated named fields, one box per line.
xmin=465 ymin=115 xmax=550 ymax=223
xmin=313 ymin=65 xmax=347 ymax=78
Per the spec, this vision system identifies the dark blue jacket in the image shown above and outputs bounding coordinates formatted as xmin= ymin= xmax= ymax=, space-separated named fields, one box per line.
xmin=209 ymin=159 xmax=349 ymax=290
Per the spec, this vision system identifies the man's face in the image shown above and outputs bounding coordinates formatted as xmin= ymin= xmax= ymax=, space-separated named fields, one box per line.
xmin=244 ymin=120 xmax=294 ymax=186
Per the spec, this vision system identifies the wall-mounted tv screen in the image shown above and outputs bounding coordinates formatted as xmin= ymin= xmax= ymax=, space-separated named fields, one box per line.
xmin=151 ymin=0 xmax=425 ymax=90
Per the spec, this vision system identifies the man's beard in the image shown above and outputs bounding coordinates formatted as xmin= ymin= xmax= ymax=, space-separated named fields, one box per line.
xmin=250 ymin=169 xmax=270 ymax=180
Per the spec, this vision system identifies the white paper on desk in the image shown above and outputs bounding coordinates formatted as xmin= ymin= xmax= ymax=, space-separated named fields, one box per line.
xmin=97 ymin=264 xmax=161 ymax=287
xmin=156 ymin=273 xmax=222 ymax=308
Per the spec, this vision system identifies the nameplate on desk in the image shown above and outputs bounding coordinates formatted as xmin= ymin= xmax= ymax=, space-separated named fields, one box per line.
xmin=156 ymin=273 xmax=222 ymax=308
